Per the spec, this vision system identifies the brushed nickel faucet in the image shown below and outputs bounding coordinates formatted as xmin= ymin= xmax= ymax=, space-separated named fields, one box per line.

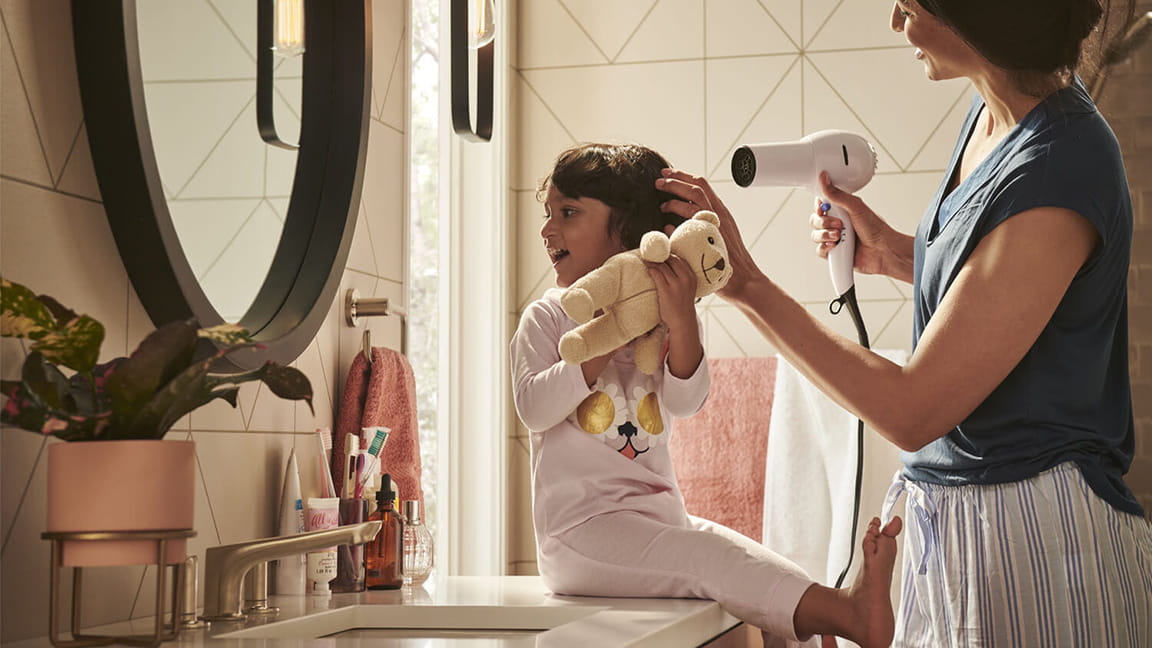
xmin=201 ymin=521 xmax=382 ymax=621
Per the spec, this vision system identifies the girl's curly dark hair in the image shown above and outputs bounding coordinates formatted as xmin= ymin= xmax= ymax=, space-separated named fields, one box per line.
xmin=539 ymin=143 xmax=684 ymax=250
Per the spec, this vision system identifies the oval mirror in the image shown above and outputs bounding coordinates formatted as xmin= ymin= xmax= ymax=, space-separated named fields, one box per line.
xmin=136 ymin=0 xmax=302 ymax=324
xmin=71 ymin=0 xmax=371 ymax=370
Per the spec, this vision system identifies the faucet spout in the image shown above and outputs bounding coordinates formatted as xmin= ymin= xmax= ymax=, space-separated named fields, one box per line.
xmin=201 ymin=521 xmax=381 ymax=621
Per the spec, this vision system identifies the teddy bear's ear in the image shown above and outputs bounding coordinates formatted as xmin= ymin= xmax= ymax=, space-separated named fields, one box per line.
xmin=694 ymin=210 xmax=720 ymax=227
xmin=640 ymin=231 xmax=671 ymax=263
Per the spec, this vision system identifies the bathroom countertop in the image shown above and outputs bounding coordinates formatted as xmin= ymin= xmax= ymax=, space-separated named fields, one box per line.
xmin=9 ymin=576 xmax=744 ymax=647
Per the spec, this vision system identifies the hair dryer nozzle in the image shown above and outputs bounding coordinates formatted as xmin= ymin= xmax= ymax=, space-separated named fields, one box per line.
xmin=730 ymin=130 xmax=876 ymax=193
xmin=732 ymin=146 xmax=758 ymax=188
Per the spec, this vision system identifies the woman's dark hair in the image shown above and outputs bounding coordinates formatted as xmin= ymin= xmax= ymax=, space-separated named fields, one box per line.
xmin=538 ymin=143 xmax=682 ymax=250
xmin=916 ymin=0 xmax=1136 ymax=95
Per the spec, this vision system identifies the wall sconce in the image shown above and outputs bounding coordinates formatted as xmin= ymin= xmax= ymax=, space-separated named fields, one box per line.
xmin=258 ymin=0 xmax=304 ymax=149
xmin=273 ymin=0 xmax=306 ymax=57
xmin=469 ymin=0 xmax=494 ymax=49
xmin=451 ymin=0 xmax=494 ymax=142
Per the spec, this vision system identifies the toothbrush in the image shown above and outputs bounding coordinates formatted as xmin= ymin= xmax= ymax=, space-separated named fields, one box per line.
xmin=355 ymin=427 xmax=390 ymax=497
xmin=363 ymin=426 xmax=390 ymax=458
xmin=315 ymin=427 xmax=337 ymax=499
xmin=342 ymin=433 xmax=360 ymax=500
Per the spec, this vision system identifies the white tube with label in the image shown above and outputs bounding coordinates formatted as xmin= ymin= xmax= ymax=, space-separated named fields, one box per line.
xmin=305 ymin=496 xmax=339 ymax=595
xmin=275 ymin=449 xmax=307 ymax=595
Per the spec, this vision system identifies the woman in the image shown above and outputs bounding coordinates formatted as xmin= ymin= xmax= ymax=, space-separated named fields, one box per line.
xmin=658 ymin=1 xmax=1152 ymax=645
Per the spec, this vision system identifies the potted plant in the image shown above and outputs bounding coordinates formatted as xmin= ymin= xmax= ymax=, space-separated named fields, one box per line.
xmin=0 ymin=276 xmax=315 ymax=566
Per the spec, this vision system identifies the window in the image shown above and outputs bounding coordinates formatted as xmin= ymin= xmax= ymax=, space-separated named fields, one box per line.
xmin=409 ymin=0 xmax=441 ymax=568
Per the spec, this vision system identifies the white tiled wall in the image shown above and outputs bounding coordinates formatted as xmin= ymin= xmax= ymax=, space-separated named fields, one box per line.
xmin=505 ymin=0 xmax=1152 ymax=576
xmin=0 ymin=0 xmax=409 ymax=641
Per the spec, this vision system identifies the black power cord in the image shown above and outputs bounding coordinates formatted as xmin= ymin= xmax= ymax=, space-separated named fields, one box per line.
xmin=828 ymin=285 xmax=869 ymax=590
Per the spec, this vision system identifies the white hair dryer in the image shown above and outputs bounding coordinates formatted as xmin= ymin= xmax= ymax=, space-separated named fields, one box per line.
xmin=731 ymin=130 xmax=877 ymax=299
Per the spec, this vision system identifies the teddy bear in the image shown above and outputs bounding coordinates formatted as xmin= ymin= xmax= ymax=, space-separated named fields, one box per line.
xmin=558 ymin=210 xmax=732 ymax=374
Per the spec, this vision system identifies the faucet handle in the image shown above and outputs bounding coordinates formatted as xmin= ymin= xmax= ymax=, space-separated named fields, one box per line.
xmin=179 ymin=556 xmax=209 ymax=629
xmin=243 ymin=562 xmax=279 ymax=616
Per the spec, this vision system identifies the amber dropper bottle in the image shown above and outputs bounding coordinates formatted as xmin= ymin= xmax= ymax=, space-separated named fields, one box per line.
xmin=365 ymin=473 xmax=403 ymax=589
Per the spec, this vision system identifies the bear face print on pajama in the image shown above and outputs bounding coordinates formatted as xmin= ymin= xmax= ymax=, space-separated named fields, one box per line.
xmin=574 ymin=374 xmax=666 ymax=460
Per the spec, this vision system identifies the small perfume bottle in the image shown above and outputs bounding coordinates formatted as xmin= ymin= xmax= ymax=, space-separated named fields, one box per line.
xmin=365 ymin=474 xmax=403 ymax=589
xmin=402 ymin=500 xmax=434 ymax=586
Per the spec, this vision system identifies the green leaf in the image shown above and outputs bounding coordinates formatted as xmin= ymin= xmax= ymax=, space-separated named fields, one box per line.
xmin=1 ymin=382 xmax=50 ymax=433
xmin=213 ymin=386 xmax=240 ymax=409
xmin=261 ymin=364 xmax=314 ymax=414
xmin=104 ymin=320 xmax=198 ymax=420
xmin=115 ymin=351 xmax=219 ymax=438
xmin=21 ymin=352 xmax=70 ymax=410
xmin=1 ymin=380 xmax=110 ymax=441
xmin=145 ymin=386 xmax=241 ymax=438
xmin=2 ymin=278 xmax=104 ymax=372
xmin=39 ymin=412 xmax=112 ymax=442
xmin=65 ymin=364 xmax=113 ymax=416
xmin=1 ymin=278 xmax=55 ymax=339
xmin=198 ymin=323 xmax=253 ymax=347
xmin=36 ymin=295 xmax=79 ymax=330
xmin=32 ymin=315 xmax=104 ymax=372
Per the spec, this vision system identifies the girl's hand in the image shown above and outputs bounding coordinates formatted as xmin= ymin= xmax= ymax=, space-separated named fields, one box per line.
xmin=580 ymin=338 xmax=629 ymax=388
xmin=656 ymin=169 xmax=766 ymax=304
xmin=645 ymin=254 xmax=698 ymax=335
xmin=646 ymin=253 xmax=704 ymax=378
xmin=812 ymin=171 xmax=912 ymax=281
xmin=580 ymin=350 xmax=615 ymax=388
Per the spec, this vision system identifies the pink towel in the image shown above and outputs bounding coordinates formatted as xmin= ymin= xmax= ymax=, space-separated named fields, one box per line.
xmin=331 ymin=347 xmax=424 ymax=509
xmin=669 ymin=356 xmax=777 ymax=542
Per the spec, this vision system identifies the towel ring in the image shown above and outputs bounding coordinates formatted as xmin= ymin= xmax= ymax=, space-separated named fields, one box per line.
xmin=345 ymin=288 xmax=408 ymax=357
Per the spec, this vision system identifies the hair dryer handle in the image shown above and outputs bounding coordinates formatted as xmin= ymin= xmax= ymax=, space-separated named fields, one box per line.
xmin=824 ymin=202 xmax=856 ymax=297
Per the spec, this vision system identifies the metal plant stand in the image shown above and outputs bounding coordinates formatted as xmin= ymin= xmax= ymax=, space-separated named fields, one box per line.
xmin=41 ymin=529 xmax=196 ymax=648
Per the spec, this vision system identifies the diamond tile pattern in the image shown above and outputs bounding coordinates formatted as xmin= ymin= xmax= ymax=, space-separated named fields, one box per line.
xmin=0 ymin=0 xmax=408 ymax=641
xmin=509 ymin=0 xmax=972 ymax=575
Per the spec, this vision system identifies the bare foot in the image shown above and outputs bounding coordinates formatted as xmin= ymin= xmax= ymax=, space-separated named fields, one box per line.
xmin=792 ymin=516 xmax=902 ymax=647
xmin=840 ymin=515 xmax=903 ymax=648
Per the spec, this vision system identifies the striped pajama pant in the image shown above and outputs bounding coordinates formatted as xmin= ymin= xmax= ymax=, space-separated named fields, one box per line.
xmin=882 ymin=462 xmax=1152 ymax=647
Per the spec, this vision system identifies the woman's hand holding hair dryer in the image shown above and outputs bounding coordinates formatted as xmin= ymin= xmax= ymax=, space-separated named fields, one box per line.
xmin=811 ymin=172 xmax=915 ymax=284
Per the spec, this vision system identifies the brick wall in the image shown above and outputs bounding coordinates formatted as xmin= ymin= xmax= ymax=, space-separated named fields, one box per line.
xmin=1097 ymin=0 xmax=1152 ymax=518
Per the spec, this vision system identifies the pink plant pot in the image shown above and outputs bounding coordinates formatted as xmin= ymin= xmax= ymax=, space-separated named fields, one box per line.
xmin=46 ymin=439 xmax=196 ymax=567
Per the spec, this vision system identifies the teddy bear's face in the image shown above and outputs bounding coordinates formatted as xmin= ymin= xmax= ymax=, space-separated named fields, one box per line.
xmin=669 ymin=212 xmax=732 ymax=297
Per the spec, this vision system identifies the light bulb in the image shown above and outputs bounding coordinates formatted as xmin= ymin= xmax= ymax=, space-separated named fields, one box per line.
xmin=273 ymin=0 xmax=305 ymax=58
xmin=468 ymin=0 xmax=495 ymax=49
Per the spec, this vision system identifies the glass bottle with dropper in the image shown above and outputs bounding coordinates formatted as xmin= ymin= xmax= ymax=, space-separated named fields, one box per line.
xmin=365 ymin=473 xmax=403 ymax=589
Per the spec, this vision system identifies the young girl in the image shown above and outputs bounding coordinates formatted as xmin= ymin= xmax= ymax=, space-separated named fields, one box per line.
xmin=510 ymin=142 xmax=903 ymax=648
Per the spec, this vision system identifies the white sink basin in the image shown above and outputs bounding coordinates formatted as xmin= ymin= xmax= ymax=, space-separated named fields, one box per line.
xmin=215 ymin=604 xmax=606 ymax=640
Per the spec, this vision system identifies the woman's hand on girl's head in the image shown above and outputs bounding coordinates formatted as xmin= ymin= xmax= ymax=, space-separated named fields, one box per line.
xmin=645 ymin=254 xmax=698 ymax=334
xmin=656 ymin=168 xmax=765 ymax=303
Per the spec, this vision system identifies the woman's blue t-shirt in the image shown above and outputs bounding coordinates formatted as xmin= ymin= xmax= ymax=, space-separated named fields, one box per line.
xmin=904 ymin=79 xmax=1141 ymax=517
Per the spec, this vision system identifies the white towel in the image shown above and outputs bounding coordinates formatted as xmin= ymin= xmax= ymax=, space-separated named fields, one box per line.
xmin=761 ymin=351 xmax=907 ymax=607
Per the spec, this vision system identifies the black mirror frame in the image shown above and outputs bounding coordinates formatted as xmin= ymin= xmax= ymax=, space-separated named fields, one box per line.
xmin=71 ymin=0 xmax=372 ymax=370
